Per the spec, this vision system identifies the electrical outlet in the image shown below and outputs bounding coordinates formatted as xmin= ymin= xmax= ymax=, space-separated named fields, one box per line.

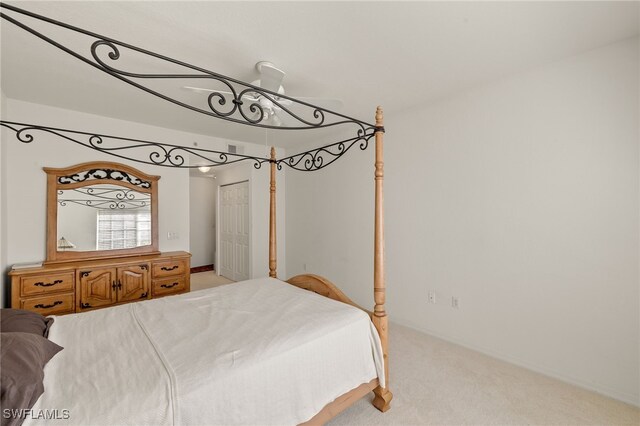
xmin=428 ymin=291 xmax=436 ymax=304
xmin=451 ymin=296 xmax=459 ymax=309
xmin=167 ymin=232 xmax=180 ymax=240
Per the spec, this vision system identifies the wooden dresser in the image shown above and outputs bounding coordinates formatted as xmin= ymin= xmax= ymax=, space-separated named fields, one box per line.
xmin=10 ymin=251 xmax=191 ymax=316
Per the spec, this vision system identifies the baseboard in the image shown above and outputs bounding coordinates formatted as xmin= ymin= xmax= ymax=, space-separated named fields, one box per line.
xmin=390 ymin=316 xmax=640 ymax=407
xmin=190 ymin=264 xmax=214 ymax=274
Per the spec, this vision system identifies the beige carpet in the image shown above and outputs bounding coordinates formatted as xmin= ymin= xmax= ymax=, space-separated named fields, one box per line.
xmin=190 ymin=271 xmax=234 ymax=291
xmin=330 ymin=324 xmax=639 ymax=425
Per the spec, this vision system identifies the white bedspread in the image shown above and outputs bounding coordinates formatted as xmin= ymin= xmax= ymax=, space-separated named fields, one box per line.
xmin=27 ymin=277 xmax=384 ymax=425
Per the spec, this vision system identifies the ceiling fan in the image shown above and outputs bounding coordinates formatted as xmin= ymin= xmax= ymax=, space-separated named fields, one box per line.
xmin=183 ymin=61 xmax=343 ymax=126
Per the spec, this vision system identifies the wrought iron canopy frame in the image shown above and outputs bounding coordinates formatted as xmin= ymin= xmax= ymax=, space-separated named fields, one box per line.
xmin=0 ymin=3 xmax=384 ymax=172
xmin=0 ymin=120 xmax=271 ymax=170
xmin=0 ymin=120 xmax=376 ymax=172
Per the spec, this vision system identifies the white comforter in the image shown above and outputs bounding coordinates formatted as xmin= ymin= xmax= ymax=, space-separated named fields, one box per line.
xmin=28 ymin=277 xmax=384 ymax=425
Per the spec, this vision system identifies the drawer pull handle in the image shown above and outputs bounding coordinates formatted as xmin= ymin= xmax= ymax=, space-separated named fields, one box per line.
xmin=34 ymin=280 xmax=63 ymax=287
xmin=80 ymin=302 xmax=92 ymax=309
xmin=140 ymin=265 xmax=148 ymax=270
xmin=160 ymin=266 xmax=179 ymax=271
xmin=112 ymin=281 xmax=117 ymax=291
xmin=34 ymin=301 xmax=63 ymax=309
xmin=140 ymin=292 xmax=148 ymax=299
xmin=160 ymin=282 xmax=179 ymax=289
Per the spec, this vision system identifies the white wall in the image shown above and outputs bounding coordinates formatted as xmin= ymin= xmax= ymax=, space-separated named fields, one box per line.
xmin=1 ymin=99 xmax=192 ymax=270
xmin=1 ymin=99 xmax=287 ymax=297
xmin=57 ymin=202 xmax=99 ymax=251
xmin=0 ymin=90 xmax=8 ymax=307
xmin=215 ymin=160 xmax=287 ymax=279
xmin=286 ymin=37 xmax=639 ymax=405
xmin=189 ymin=175 xmax=216 ymax=268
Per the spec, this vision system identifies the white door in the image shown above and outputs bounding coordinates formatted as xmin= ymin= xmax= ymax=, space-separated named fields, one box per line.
xmin=219 ymin=181 xmax=250 ymax=281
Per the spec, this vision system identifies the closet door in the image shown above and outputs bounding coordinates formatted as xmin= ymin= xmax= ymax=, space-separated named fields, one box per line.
xmin=219 ymin=181 xmax=250 ymax=281
xmin=233 ymin=182 xmax=250 ymax=281
xmin=219 ymin=184 xmax=235 ymax=279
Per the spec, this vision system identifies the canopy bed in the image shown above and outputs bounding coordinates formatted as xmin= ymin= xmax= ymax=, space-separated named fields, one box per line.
xmin=0 ymin=3 xmax=393 ymax=424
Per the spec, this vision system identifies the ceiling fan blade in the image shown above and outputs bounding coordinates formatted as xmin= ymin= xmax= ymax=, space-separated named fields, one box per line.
xmin=270 ymin=113 xmax=283 ymax=127
xmin=182 ymin=86 xmax=261 ymax=101
xmin=274 ymin=98 xmax=293 ymax=107
xmin=258 ymin=63 xmax=286 ymax=93
xmin=270 ymin=96 xmax=343 ymax=111
xmin=291 ymin=96 xmax=344 ymax=111
xmin=183 ymin=85 xmax=219 ymax=94
xmin=270 ymin=96 xmax=343 ymax=126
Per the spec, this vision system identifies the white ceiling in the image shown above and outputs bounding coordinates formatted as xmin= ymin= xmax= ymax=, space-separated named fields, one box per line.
xmin=1 ymin=1 xmax=638 ymax=149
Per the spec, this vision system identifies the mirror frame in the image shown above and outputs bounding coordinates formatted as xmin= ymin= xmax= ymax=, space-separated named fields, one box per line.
xmin=44 ymin=161 xmax=160 ymax=264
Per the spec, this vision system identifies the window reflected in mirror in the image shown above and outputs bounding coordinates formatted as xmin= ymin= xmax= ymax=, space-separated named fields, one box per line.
xmin=57 ymin=185 xmax=152 ymax=252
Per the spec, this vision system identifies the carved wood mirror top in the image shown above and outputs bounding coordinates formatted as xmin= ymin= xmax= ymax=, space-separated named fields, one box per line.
xmin=44 ymin=161 xmax=160 ymax=264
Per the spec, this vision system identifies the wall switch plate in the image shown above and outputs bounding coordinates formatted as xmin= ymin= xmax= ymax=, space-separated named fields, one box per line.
xmin=451 ymin=296 xmax=459 ymax=309
xmin=428 ymin=291 xmax=436 ymax=304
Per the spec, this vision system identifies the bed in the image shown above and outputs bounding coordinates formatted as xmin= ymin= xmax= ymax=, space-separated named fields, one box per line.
xmin=25 ymin=278 xmax=384 ymax=425
xmin=0 ymin=3 xmax=393 ymax=424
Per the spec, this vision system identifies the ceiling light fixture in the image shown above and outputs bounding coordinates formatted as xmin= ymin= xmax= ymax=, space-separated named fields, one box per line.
xmin=198 ymin=166 xmax=211 ymax=173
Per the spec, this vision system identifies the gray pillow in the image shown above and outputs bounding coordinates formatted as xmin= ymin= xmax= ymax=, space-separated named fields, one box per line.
xmin=0 ymin=309 xmax=54 ymax=337
xmin=0 ymin=332 xmax=63 ymax=426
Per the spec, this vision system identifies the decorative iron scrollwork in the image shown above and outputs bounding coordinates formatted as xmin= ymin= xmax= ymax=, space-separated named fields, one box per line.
xmin=58 ymin=187 xmax=151 ymax=210
xmin=0 ymin=121 xmax=270 ymax=170
xmin=0 ymin=3 xmax=375 ymax=133
xmin=58 ymin=170 xmax=150 ymax=188
xmin=0 ymin=4 xmax=383 ymax=174
xmin=277 ymin=127 xmax=376 ymax=172
xmin=1 ymin=120 xmax=376 ymax=173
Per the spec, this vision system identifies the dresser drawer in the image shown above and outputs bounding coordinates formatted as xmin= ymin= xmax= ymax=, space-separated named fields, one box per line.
xmin=152 ymin=276 xmax=187 ymax=296
xmin=21 ymin=293 xmax=75 ymax=316
xmin=20 ymin=272 xmax=75 ymax=297
xmin=152 ymin=259 xmax=187 ymax=278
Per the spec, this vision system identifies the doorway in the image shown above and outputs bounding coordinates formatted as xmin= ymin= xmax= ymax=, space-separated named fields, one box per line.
xmin=218 ymin=180 xmax=250 ymax=281
xmin=189 ymin=174 xmax=217 ymax=272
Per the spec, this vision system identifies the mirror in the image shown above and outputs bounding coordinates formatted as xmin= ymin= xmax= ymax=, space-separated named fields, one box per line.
xmin=45 ymin=162 xmax=160 ymax=264
xmin=57 ymin=185 xmax=152 ymax=251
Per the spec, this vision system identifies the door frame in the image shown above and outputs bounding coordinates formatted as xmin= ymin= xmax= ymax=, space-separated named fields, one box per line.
xmin=216 ymin=179 xmax=251 ymax=280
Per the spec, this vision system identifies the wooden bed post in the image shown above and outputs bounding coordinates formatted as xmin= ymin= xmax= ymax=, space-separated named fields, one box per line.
xmin=269 ymin=146 xmax=277 ymax=278
xmin=372 ymin=106 xmax=393 ymax=412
